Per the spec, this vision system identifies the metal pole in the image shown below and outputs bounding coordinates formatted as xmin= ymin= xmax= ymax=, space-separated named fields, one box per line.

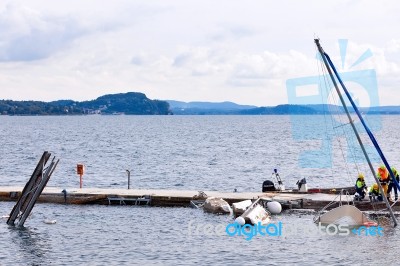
xmin=315 ymin=39 xmax=397 ymax=227
xmin=126 ymin=170 xmax=131 ymax=189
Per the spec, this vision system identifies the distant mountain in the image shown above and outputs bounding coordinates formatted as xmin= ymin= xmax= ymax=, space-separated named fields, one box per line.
xmin=364 ymin=106 xmax=400 ymax=114
xmin=167 ymin=101 xmax=400 ymax=115
xmin=239 ymin=105 xmax=319 ymax=115
xmin=303 ymin=104 xmax=342 ymax=114
xmin=1 ymin=92 xmax=400 ymax=116
xmin=167 ymin=100 xmax=256 ymax=110
xmin=50 ymin=100 xmax=77 ymax=106
xmin=167 ymin=100 xmax=257 ymax=115
xmin=0 ymin=92 xmax=171 ymax=115
xmin=239 ymin=104 xmax=400 ymax=115
xmin=78 ymin=92 xmax=171 ymax=115
xmin=167 ymin=101 xmax=323 ymax=115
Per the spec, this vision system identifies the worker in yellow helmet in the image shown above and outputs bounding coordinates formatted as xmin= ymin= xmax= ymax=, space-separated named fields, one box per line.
xmin=369 ymin=183 xmax=383 ymax=202
xmin=388 ymin=167 xmax=399 ymax=201
xmin=354 ymin=173 xmax=367 ymax=201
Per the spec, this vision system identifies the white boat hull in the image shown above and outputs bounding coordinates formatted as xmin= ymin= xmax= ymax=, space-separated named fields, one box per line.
xmin=232 ymin=200 xmax=252 ymax=216
xmin=244 ymin=204 xmax=270 ymax=225
xmin=317 ymin=205 xmax=373 ymax=226
xmin=203 ymin=197 xmax=232 ymax=214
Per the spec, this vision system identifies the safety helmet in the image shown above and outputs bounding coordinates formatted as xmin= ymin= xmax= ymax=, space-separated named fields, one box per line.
xmin=358 ymin=173 xmax=364 ymax=180
xmin=373 ymin=183 xmax=379 ymax=190
xmin=391 ymin=167 xmax=397 ymax=175
xmin=379 ymin=165 xmax=386 ymax=170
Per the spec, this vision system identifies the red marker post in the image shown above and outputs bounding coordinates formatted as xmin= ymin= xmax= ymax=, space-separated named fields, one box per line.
xmin=77 ymin=163 xmax=84 ymax=188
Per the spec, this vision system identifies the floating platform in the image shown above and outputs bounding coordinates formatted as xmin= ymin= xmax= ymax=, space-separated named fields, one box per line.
xmin=0 ymin=186 xmax=398 ymax=212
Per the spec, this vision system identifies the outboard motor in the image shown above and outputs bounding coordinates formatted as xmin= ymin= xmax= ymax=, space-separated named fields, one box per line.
xmin=273 ymin=168 xmax=284 ymax=191
xmin=296 ymin=178 xmax=308 ymax=192
xmin=262 ymin=180 xmax=276 ymax=192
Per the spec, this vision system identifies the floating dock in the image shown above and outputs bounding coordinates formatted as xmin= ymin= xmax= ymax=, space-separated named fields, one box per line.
xmin=0 ymin=186 xmax=398 ymax=212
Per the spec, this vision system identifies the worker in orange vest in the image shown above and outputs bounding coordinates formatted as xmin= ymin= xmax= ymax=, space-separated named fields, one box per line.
xmin=377 ymin=165 xmax=389 ymax=200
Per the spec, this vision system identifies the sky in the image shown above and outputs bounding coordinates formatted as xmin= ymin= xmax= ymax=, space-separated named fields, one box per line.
xmin=0 ymin=0 xmax=400 ymax=106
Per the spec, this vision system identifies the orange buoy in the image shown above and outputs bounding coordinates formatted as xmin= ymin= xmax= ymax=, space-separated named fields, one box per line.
xmin=363 ymin=221 xmax=378 ymax=227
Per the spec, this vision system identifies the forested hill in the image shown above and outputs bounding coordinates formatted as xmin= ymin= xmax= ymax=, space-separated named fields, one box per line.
xmin=2 ymin=92 xmax=400 ymax=116
xmin=0 ymin=92 xmax=171 ymax=115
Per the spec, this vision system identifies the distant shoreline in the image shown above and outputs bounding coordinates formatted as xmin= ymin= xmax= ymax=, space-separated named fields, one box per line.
xmin=1 ymin=92 xmax=399 ymax=115
xmin=1 ymin=113 xmax=399 ymax=117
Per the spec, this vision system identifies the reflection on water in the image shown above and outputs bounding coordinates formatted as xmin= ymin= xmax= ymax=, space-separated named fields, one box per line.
xmin=7 ymin=225 xmax=51 ymax=265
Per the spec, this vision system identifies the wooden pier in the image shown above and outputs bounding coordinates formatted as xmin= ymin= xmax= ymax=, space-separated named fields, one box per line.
xmin=0 ymin=186 xmax=398 ymax=212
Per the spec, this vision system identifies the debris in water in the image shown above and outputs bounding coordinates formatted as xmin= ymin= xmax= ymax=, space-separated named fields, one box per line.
xmin=44 ymin=219 xmax=57 ymax=224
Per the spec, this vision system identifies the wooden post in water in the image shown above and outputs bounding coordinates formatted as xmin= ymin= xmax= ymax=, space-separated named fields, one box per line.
xmin=126 ymin=170 xmax=131 ymax=189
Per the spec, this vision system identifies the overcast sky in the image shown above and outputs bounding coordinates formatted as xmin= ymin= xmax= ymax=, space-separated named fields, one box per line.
xmin=0 ymin=0 xmax=399 ymax=106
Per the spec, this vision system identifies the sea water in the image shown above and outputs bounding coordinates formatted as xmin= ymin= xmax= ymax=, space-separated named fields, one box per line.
xmin=0 ymin=115 xmax=400 ymax=265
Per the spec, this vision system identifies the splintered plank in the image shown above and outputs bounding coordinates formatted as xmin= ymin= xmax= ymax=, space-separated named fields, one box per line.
xmin=7 ymin=152 xmax=59 ymax=227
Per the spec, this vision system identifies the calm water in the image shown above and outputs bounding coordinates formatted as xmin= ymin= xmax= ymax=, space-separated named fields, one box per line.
xmin=1 ymin=115 xmax=400 ymax=265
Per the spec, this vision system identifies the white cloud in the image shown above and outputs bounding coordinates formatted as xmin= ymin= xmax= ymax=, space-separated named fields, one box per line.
xmin=209 ymin=24 xmax=256 ymax=42
xmin=0 ymin=0 xmax=400 ymax=106
xmin=386 ymin=39 xmax=400 ymax=54
xmin=0 ymin=3 xmax=87 ymax=61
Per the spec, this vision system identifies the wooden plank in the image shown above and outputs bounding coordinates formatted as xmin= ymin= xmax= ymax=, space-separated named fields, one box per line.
xmin=6 ymin=152 xmax=59 ymax=227
xmin=7 ymin=152 xmax=51 ymax=225
xmin=17 ymin=158 xmax=59 ymax=226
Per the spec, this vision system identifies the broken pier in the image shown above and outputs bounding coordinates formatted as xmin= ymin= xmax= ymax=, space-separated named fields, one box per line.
xmin=1 ymin=186 xmax=397 ymax=211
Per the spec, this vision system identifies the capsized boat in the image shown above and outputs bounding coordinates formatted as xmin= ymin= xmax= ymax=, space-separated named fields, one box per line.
xmin=235 ymin=198 xmax=270 ymax=225
xmin=315 ymin=205 xmax=376 ymax=226
xmin=232 ymin=199 xmax=252 ymax=216
xmin=243 ymin=204 xmax=270 ymax=225
xmin=203 ymin=197 xmax=232 ymax=214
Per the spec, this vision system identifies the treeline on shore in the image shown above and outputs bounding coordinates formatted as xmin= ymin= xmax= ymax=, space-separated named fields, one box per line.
xmin=0 ymin=92 xmax=171 ymax=115
xmin=1 ymin=92 xmax=399 ymax=116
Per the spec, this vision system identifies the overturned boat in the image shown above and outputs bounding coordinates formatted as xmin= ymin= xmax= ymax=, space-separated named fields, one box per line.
xmin=233 ymin=199 xmax=282 ymax=217
xmin=315 ymin=205 xmax=376 ymax=226
xmin=232 ymin=200 xmax=252 ymax=216
xmin=235 ymin=198 xmax=270 ymax=225
xmin=203 ymin=197 xmax=232 ymax=214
